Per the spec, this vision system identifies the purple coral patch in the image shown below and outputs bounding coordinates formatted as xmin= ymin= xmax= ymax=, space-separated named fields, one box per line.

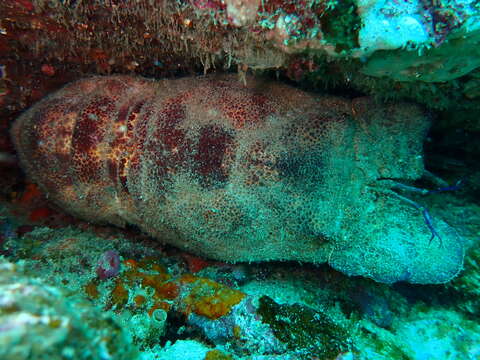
xmin=96 ymin=250 xmax=121 ymax=280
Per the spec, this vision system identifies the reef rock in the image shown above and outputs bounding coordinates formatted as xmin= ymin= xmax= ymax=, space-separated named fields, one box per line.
xmin=0 ymin=258 xmax=139 ymax=360
xmin=11 ymin=74 xmax=464 ymax=284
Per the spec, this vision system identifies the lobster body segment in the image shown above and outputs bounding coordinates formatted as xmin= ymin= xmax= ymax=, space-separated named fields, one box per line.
xmin=11 ymin=75 xmax=464 ymax=284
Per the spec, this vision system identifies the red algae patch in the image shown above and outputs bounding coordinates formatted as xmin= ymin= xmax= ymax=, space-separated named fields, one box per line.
xmin=134 ymin=295 xmax=146 ymax=307
xmin=84 ymin=280 xmax=100 ymax=299
xmin=147 ymin=302 xmax=171 ymax=317
xmin=110 ymin=280 xmax=129 ymax=309
xmin=182 ymin=277 xmax=246 ymax=320
xmin=155 ymin=281 xmax=180 ymax=300
xmin=104 ymin=257 xmax=245 ymax=321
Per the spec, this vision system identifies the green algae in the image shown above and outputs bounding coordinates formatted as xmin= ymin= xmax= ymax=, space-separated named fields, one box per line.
xmin=356 ymin=321 xmax=412 ymax=360
xmin=447 ymin=243 xmax=480 ymax=317
xmin=319 ymin=0 xmax=360 ymax=53
xmin=257 ymin=295 xmax=350 ymax=359
xmin=301 ymin=54 xmax=480 ymax=112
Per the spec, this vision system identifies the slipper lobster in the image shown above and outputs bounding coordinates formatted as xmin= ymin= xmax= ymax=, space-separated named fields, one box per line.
xmin=11 ymin=74 xmax=464 ymax=283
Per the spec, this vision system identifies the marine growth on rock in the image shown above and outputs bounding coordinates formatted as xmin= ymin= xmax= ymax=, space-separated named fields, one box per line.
xmin=11 ymin=74 xmax=464 ymax=284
